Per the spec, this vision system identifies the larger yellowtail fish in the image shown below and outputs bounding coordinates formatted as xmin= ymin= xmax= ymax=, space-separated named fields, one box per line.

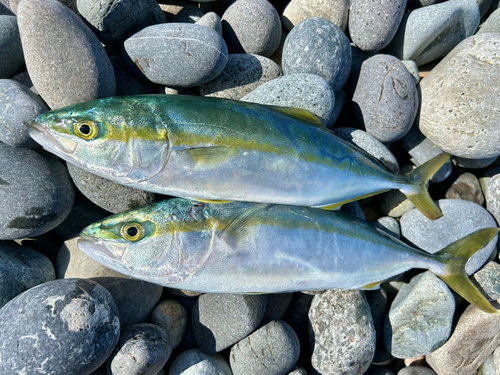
xmin=77 ymin=199 xmax=498 ymax=313
xmin=30 ymin=95 xmax=448 ymax=219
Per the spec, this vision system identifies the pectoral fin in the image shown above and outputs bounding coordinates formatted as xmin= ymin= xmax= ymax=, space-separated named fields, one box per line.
xmin=266 ymin=105 xmax=325 ymax=127
xmin=177 ymin=146 xmax=239 ymax=167
xmin=219 ymin=204 xmax=271 ymax=248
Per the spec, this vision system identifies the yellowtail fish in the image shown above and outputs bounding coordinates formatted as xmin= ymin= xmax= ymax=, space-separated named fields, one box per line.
xmin=78 ymin=198 xmax=498 ymax=313
xmin=30 ymin=95 xmax=448 ymax=219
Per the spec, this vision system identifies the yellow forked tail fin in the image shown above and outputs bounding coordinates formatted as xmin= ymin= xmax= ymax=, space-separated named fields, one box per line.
xmin=434 ymin=228 xmax=499 ymax=314
xmin=403 ymin=153 xmax=451 ymax=220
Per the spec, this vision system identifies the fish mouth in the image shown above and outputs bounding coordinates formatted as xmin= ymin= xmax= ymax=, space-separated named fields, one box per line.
xmin=77 ymin=235 xmax=127 ymax=262
xmin=29 ymin=122 xmax=77 ymax=155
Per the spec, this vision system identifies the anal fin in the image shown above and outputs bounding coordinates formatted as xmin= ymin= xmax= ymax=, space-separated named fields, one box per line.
xmin=195 ymin=198 xmax=233 ymax=204
xmin=360 ymin=280 xmax=384 ymax=290
xmin=315 ymin=190 xmax=389 ymax=211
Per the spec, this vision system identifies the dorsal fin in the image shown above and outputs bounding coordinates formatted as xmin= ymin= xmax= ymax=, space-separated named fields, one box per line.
xmin=266 ymin=105 xmax=325 ymax=128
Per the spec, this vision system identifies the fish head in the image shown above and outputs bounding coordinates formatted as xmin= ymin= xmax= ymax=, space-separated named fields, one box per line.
xmin=77 ymin=199 xmax=214 ymax=285
xmin=29 ymin=96 xmax=170 ymax=184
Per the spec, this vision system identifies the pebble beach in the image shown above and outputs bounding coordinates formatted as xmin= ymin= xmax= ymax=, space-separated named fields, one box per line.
xmin=1 ymin=0 xmax=500 ymax=374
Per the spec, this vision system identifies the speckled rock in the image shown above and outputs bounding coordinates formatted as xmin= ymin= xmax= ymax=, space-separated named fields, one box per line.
xmin=0 ymin=0 xmax=12 ymax=15
xmin=221 ymin=0 xmax=281 ymax=57
xmin=472 ymin=261 xmax=500 ymax=301
xmin=484 ymin=174 xmax=500 ymax=224
xmin=0 ymin=144 xmax=74 ymax=239
xmin=402 ymin=60 xmax=420 ymax=83
xmin=396 ymin=126 xmax=452 ymax=184
xmin=426 ymin=303 xmax=500 ymax=375
xmin=110 ymin=56 xmax=157 ymax=96
xmin=0 ymin=15 xmax=23 ymax=78
xmin=309 ymin=289 xmax=376 ymax=375
xmin=0 ymin=278 xmax=120 ymax=374
xmin=168 ymin=349 xmax=232 ymax=375
xmin=398 ymin=367 xmax=437 ymax=375
xmin=66 ymin=163 xmax=156 ymax=213
xmin=373 ymin=216 xmax=401 ymax=239
xmin=445 ymin=172 xmax=485 ymax=206
xmin=262 ymin=293 xmax=293 ymax=321
xmin=107 ymin=323 xmax=171 ymax=375
xmin=192 ymin=293 xmax=266 ymax=353
xmin=56 ymin=237 xmax=163 ymax=327
xmin=171 ymin=4 xmax=203 ymax=23
xmin=352 ymin=54 xmax=418 ymax=143
xmin=384 ymin=0 xmax=480 ymax=66
xmin=0 ymin=241 xmax=55 ymax=309
xmin=17 ymin=0 xmax=115 ymax=109
xmin=384 ymin=271 xmax=455 ymax=358
xmin=150 ymin=299 xmax=187 ymax=349
xmin=478 ymin=8 xmax=500 ymax=34
xmin=195 ymin=11 xmax=222 ymax=35
xmin=241 ymin=73 xmax=334 ymax=125
xmin=122 ymin=23 xmax=228 ymax=88
xmin=230 ymin=320 xmax=300 ymax=375
xmin=281 ymin=0 xmax=348 ymax=32
xmin=452 ymin=155 xmax=498 ymax=169
xmin=288 ymin=365 xmax=308 ymax=375
xmin=199 ymin=54 xmax=281 ymax=99
xmin=418 ymin=33 xmax=500 ymax=159
xmin=0 ymin=79 xmax=48 ymax=147
xmin=349 ymin=0 xmax=406 ymax=52
xmin=477 ymin=354 xmax=497 ymax=375
xmin=333 ymin=127 xmax=400 ymax=173
xmin=282 ymin=17 xmax=351 ymax=93
xmin=400 ymin=199 xmax=498 ymax=274
xmin=77 ymin=0 xmax=165 ymax=46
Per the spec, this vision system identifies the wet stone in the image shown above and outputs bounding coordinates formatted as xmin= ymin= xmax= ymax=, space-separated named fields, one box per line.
xmin=192 ymin=293 xmax=267 ymax=353
xmin=309 ymin=289 xmax=376 ymax=375
xmin=400 ymin=199 xmax=498 ymax=274
xmin=0 ymin=279 xmax=120 ymax=374
xmin=418 ymin=33 xmax=500 ymax=159
xmin=484 ymin=174 xmax=500 ymax=224
xmin=0 ymin=144 xmax=75 ymax=239
xmin=281 ymin=0 xmax=348 ymax=32
xmin=221 ymin=0 xmax=281 ymax=57
xmin=0 ymin=79 xmax=48 ymax=147
xmin=241 ymin=73 xmax=334 ymax=125
xmin=169 ymin=349 xmax=232 ymax=375
xmin=0 ymin=15 xmax=24 ymax=79
xmin=106 ymin=323 xmax=171 ymax=375
xmin=282 ymin=16 xmax=351 ymax=93
xmin=150 ymin=299 xmax=187 ymax=349
xmin=67 ymin=163 xmax=156 ymax=214
xmin=123 ymin=23 xmax=228 ymax=88
xmin=17 ymin=0 xmax=115 ymax=109
xmin=199 ymin=54 xmax=281 ymax=100
xmin=229 ymin=320 xmax=300 ymax=375
xmin=77 ymin=0 xmax=165 ymax=47
xmin=0 ymin=241 xmax=55 ymax=309
xmin=445 ymin=172 xmax=485 ymax=206
xmin=352 ymin=54 xmax=418 ymax=143
xmin=384 ymin=271 xmax=455 ymax=358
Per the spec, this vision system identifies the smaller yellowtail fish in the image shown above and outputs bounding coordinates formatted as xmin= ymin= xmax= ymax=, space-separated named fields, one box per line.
xmin=77 ymin=199 xmax=498 ymax=314
xmin=30 ymin=95 xmax=448 ymax=220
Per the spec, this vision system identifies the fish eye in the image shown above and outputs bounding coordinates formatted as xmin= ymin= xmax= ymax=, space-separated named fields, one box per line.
xmin=74 ymin=120 xmax=98 ymax=140
xmin=121 ymin=222 xmax=145 ymax=242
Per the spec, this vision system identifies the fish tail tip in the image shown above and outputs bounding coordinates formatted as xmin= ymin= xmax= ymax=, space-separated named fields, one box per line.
xmin=404 ymin=190 xmax=442 ymax=220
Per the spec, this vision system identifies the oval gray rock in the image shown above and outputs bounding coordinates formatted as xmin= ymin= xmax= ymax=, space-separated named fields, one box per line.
xmin=384 ymin=271 xmax=455 ymax=358
xmin=0 ymin=241 xmax=55 ymax=309
xmin=0 ymin=278 xmax=120 ymax=374
xmin=0 ymin=143 xmax=74 ymax=239
xmin=169 ymin=349 xmax=232 ymax=375
xmin=106 ymin=323 xmax=172 ymax=375
xmin=400 ymin=199 xmax=498 ymax=274
xmin=0 ymin=15 xmax=23 ymax=78
xmin=221 ymin=0 xmax=281 ymax=57
xmin=195 ymin=11 xmax=222 ymax=35
xmin=17 ymin=0 xmax=115 ymax=109
xmin=199 ymin=54 xmax=281 ymax=100
xmin=309 ymin=289 xmax=376 ymax=375
xmin=477 ymin=8 xmax=500 ymax=34
xmin=150 ymin=299 xmax=187 ymax=349
xmin=192 ymin=293 xmax=266 ymax=353
xmin=384 ymin=0 xmax=480 ymax=66
xmin=241 ymin=73 xmax=334 ymax=125
xmin=67 ymin=163 xmax=156 ymax=214
xmin=352 ymin=54 xmax=418 ymax=143
xmin=77 ymin=0 xmax=165 ymax=46
xmin=0 ymin=79 xmax=48 ymax=147
xmin=282 ymin=0 xmax=348 ymax=32
xmin=349 ymin=0 xmax=406 ymax=51
xmin=123 ymin=23 xmax=228 ymax=88
xmin=282 ymin=17 xmax=351 ymax=93
xmin=229 ymin=320 xmax=300 ymax=375
xmin=419 ymin=34 xmax=500 ymax=159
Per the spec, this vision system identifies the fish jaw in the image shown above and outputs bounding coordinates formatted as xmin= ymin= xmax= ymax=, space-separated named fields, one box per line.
xmin=29 ymin=120 xmax=79 ymax=157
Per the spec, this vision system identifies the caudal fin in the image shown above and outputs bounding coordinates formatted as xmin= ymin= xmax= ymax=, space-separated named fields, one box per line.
xmin=403 ymin=153 xmax=451 ymax=220
xmin=434 ymin=228 xmax=499 ymax=314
